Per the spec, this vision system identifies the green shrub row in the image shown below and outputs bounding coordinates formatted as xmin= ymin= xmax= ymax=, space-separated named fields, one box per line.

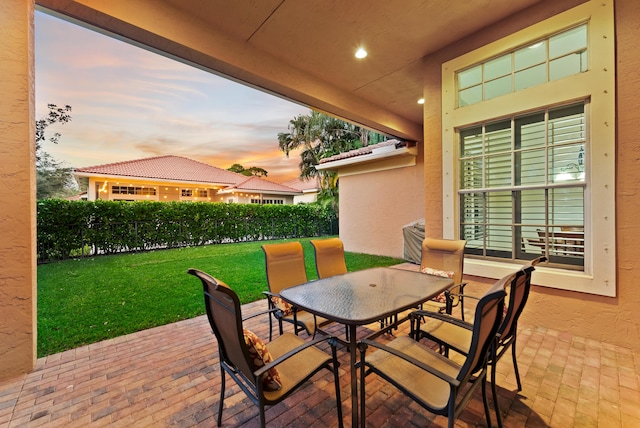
xmin=37 ymin=200 xmax=337 ymax=262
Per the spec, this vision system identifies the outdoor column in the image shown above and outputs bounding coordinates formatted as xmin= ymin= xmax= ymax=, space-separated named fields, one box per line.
xmin=0 ymin=0 xmax=37 ymax=379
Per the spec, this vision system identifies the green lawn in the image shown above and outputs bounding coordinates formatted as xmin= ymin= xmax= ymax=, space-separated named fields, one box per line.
xmin=37 ymin=237 xmax=403 ymax=357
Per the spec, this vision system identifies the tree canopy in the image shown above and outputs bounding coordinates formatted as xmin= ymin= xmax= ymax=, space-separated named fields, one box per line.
xmin=277 ymin=111 xmax=387 ymax=214
xmin=227 ymin=163 xmax=269 ymax=177
xmin=36 ymin=104 xmax=77 ymax=199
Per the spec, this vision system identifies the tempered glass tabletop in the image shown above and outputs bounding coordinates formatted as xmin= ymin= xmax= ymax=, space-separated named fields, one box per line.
xmin=280 ymin=267 xmax=453 ymax=325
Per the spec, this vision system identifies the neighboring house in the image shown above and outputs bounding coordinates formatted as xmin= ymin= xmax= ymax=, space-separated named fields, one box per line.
xmin=73 ymin=155 xmax=301 ymax=204
xmin=281 ymin=177 xmax=321 ymax=204
xmin=317 ymin=139 xmax=421 ymax=258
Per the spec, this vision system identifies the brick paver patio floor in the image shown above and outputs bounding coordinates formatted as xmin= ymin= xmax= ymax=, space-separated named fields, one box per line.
xmin=1 ymin=273 xmax=639 ymax=427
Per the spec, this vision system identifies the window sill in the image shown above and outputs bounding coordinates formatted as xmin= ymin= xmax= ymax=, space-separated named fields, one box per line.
xmin=464 ymin=258 xmax=615 ymax=297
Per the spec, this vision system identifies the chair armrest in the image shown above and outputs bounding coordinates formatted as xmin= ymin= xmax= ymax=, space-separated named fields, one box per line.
xmin=358 ymin=339 xmax=461 ymax=387
xmin=242 ymin=307 xmax=277 ymax=322
xmin=254 ymin=335 xmax=338 ymax=378
xmin=409 ymin=310 xmax=473 ymax=331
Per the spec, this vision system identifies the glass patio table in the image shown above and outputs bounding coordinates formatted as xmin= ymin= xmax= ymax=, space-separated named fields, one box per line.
xmin=280 ymin=267 xmax=454 ymax=427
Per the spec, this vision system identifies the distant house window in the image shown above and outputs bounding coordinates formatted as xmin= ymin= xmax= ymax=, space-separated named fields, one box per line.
xmin=457 ymin=24 xmax=587 ymax=107
xmin=181 ymin=188 xmax=208 ymax=199
xmin=112 ymin=186 xmax=156 ymax=196
xmin=262 ymin=199 xmax=284 ymax=205
xmin=250 ymin=199 xmax=261 ymax=204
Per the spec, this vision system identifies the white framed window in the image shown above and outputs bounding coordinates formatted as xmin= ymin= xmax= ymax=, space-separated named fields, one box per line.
xmin=460 ymin=102 xmax=586 ymax=269
xmin=441 ymin=0 xmax=615 ymax=296
xmin=457 ymin=24 xmax=588 ymax=107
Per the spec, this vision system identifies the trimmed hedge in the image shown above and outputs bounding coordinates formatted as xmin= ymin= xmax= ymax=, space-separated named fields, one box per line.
xmin=37 ymin=200 xmax=337 ymax=262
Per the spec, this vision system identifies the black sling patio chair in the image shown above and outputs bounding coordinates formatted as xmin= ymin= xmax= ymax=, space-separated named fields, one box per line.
xmin=187 ymin=268 xmax=343 ymax=427
xmin=357 ymin=272 xmax=509 ymax=428
xmin=410 ymin=256 xmax=545 ymax=427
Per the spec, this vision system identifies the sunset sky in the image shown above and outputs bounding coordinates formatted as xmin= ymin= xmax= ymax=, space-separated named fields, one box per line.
xmin=34 ymin=10 xmax=311 ymax=182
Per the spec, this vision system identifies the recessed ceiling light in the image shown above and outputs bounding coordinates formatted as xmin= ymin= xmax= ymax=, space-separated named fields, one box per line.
xmin=417 ymin=98 xmax=425 ymax=105
xmin=355 ymin=48 xmax=367 ymax=59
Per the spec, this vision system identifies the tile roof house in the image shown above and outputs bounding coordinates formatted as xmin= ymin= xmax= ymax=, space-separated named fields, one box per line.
xmin=73 ymin=155 xmax=301 ymax=204
xmin=281 ymin=177 xmax=321 ymax=204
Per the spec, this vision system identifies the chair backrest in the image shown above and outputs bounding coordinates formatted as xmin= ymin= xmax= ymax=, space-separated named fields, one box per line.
xmin=262 ymin=242 xmax=309 ymax=294
xmin=499 ymin=256 xmax=546 ymax=341
xmin=187 ymin=268 xmax=256 ymax=384
xmin=420 ymin=238 xmax=466 ymax=285
xmin=310 ymin=238 xmax=348 ymax=279
xmin=457 ymin=271 xmax=511 ymax=382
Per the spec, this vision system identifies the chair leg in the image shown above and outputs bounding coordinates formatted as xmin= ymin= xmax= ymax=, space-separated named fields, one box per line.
xmin=330 ymin=342 xmax=344 ymax=428
xmin=217 ymin=369 xmax=226 ymax=427
xmin=268 ymin=312 xmax=273 ymax=341
xmin=511 ymin=339 xmax=522 ymax=391
xmin=482 ymin=376 xmax=493 ymax=428
xmin=491 ymin=360 xmax=503 ymax=428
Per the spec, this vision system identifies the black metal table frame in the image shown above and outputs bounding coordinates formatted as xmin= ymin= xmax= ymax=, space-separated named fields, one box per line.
xmin=280 ymin=267 xmax=453 ymax=427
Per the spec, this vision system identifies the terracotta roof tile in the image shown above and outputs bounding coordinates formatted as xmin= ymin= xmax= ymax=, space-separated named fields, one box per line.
xmin=281 ymin=177 xmax=321 ymax=192
xmin=225 ymin=176 xmax=302 ymax=194
xmin=74 ymin=155 xmax=245 ymax=185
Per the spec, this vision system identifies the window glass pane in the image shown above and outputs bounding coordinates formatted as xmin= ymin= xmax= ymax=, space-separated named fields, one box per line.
xmin=516 ymin=113 xmax=545 ymax=149
xmin=514 ymin=42 xmax=545 ymax=70
xmin=458 ymin=65 xmax=482 ymax=89
xmin=519 ymin=189 xmax=546 ymax=225
xmin=548 ymin=187 xmax=584 ymax=262
xmin=484 ymin=54 xmax=511 ymax=80
xmin=518 ymin=148 xmax=546 ymax=185
xmin=459 ymin=85 xmax=482 ymax=106
xmin=550 ymin=187 xmax=584 ymax=225
xmin=485 ymin=121 xmax=511 ymax=153
xmin=460 ymin=127 xmax=483 ymax=157
xmin=486 ymin=190 xmax=513 ymax=257
xmin=549 ymin=144 xmax=585 ymax=183
xmin=549 ymin=25 xmax=587 ymax=59
xmin=550 ymin=54 xmax=584 ymax=80
xmin=461 ymin=193 xmax=485 ymax=224
xmin=486 ymin=153 xmax=512 ymax=187
xmin=460 ymin=158 xmax=483 ymax=189
xmin=485 ymin=75 xmax=511 ymax=100
xmin=514 ymin=64 xmax=546 ymax=91
xmin=549 ymin=104 xmax=585 ymax=144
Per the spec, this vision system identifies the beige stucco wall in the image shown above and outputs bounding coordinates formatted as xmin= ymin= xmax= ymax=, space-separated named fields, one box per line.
xmin=339 ymin=146 xmax=425 ymax=258
xmin=423 ymin=0 xmax=640 ymax=351
xmin=0 ymin=0 xmax=37 ymax=379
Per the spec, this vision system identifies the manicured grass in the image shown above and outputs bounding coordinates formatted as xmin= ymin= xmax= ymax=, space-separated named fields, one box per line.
xmin=37 ymin=237 xmax=403 ymax=357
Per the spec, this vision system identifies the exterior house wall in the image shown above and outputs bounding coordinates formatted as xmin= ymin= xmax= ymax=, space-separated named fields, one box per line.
xmin=294 ymin=192 xmax=318 ymax=204
xmin=422 ymin=0 xmax=640 ymax=350
xmin=339 ymin=144 xmax=424 ymax=258
xmin=0 ymin=0 xmax=37 ymax=379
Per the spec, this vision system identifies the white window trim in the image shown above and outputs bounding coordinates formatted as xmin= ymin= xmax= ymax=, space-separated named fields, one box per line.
xmin=441 ymin=0 xmax=615 ymax=296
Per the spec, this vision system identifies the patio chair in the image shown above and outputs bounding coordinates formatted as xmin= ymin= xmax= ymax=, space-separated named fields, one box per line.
xmin=410 ymin=256 xmax=545 ymax=428
xmin=357 ymin=273 xmax=508 ymax=428
xmin=262 ymin=242 xmax=330 ymax=340
xmin=420 ymin=238 xmax=468 ymax=315
xmin=187 ymin=268 xmax=343 ymax=428
xmin=310 ymin=237 xmax=347 ymax=279
xmin=380 ymin=237 xmax=467 ymax=332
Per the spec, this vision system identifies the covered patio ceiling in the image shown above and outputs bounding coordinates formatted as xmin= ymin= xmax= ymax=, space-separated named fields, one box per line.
xmin=37 ymin=0 xmax=543 ymax=141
